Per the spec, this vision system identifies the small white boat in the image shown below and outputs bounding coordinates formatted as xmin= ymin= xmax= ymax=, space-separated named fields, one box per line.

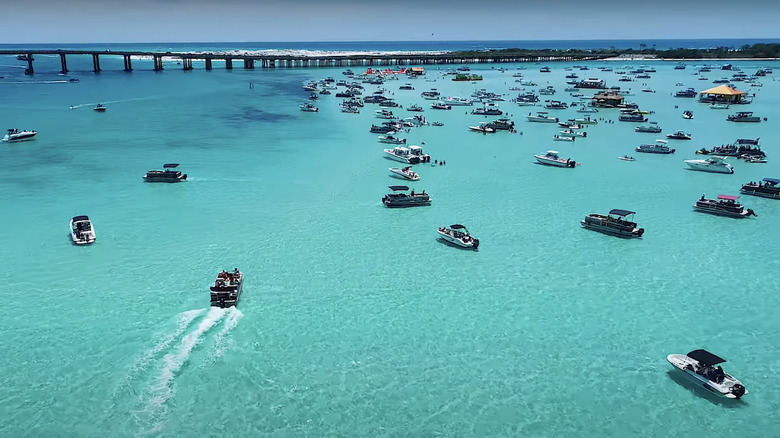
xmin=526 ymin=112 xmax=558 ymax=123
xmin=553 ymin=135 xmax=575 ymax=142
xmin=378 ymin=135 xmax=406 ymax=145
xmin=2 ymin=128 xmax=37 ymax=142
xmin=389 ymin=166 xmax=420 ymax=181
xmin=685 ymin=156 xmax=734 ymax=174
xmin=618 ymin=155 xmax=635 ymax=161
xmin=576 ymin=106 xmax=599 ymax=113
xmin=70 ymin=215 xmax=96 ymax=245
xmin=534 ymin=150 xmax=577 ymax=168
xmin=437 ymin=224 xmax=479 ymax=250
xmin=709 ymin=103 xmax=730 ymax=109
xmin=299 ymin=102 xmax=318 ymax=112
xmin=469 ymin=123 xmax=496 ymax=133
xmin=667 ymin=349 xmax=747 ymax=399
xmin=375 ymin=109 xmax=395 ymax=119
xmin=682 ymin=110 xmax=694 ymax=119
xmin=384 ymin=145 xmax=431 ymax=164
xmin=559 ymin=129 xmax=587 ymax=138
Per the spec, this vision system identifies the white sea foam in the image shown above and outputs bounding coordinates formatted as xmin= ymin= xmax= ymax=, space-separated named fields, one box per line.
xmin=210 ymin=307 xmax=243 ymax=359
xmin=114 ymin=308 xmax=204 ymax=397
xmin=135 ymin=307 xmax=226 ymax=437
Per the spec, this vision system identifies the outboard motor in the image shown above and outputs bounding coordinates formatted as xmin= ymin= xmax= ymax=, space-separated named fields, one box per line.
xmin=472 ymin=239 xmax=480 ymax=250
xmin=636 ymin=228 xmax=645 ymax=237
xmin=731 ymin=384 xmax=746 ymax=399
xmin=747 ymin=209 xmax=756 ymax=217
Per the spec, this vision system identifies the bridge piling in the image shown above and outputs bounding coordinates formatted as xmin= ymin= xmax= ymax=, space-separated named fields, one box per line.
xmin=59 ymin=54 xmax=68 ymax=74
xmin=243 ymin=59 xmax=254 ymax=69
xmin=225 ymin=58 xmax=232 ymax=69
xmin=205 ymin=57 xmax=212 ymax=70
xmin=123 ymin=55 xmax=132 ymax=71
xmin=92 ymin=54 xmax=101 ymax=72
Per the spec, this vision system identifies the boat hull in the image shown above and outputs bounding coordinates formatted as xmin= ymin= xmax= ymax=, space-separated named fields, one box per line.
xmin=389 ymin=167 xmax=419 ymax=181
xmin=667 ymin=354 xmax=747 ymax=399
xmin=534 ymin=156 xmax=576 ymax=168
xmin=437 ymin=229 xmax=479 ymax=250
xmin=740 ymin=186 xmax=780 ymax=199
xmin=685 ymin=162 xmax=734 ymax=174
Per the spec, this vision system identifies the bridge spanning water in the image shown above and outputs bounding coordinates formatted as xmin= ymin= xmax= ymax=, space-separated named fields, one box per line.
xmin=0 ymin=49 xmax=607 ymax=75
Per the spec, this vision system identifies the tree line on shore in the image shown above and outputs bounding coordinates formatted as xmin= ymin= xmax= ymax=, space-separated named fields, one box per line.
xmin=449 ymin=43 xmax=780 ymax=60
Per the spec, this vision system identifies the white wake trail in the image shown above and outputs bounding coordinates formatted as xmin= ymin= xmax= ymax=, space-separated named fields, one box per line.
xmin=210 ymin=307 xmax=244 ymax=359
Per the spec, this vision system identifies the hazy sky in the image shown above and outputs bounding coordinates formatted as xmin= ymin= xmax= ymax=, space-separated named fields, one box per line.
xmin=3 ymin=0 xmax=780 ymax=43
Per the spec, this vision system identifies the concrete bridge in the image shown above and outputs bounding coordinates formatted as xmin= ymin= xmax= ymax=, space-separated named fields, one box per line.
xmin=0 ymin=49 xmax=607 ymax=75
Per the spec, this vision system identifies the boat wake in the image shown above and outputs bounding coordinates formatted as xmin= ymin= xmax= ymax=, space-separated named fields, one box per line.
xmin=122 ymin=307 xmax=242 ymax=437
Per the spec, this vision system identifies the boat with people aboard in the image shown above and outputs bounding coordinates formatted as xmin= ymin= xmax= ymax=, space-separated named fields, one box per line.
xmin=70 ymin=215 xmax=96 ymax=245
xmin=486 ymin=118 xmax=515 ymax=131
xmin=636 ymin=139 xmax=675 ymax=154
xmin=527 ymin=112 xmax=559 ymax=123
xmin=210 ymin=269 xmax=243 ymax=308
xmin=407 ymin=104 xmax=423 ymax=112
xmin=469 ymin=122 xmax=496 ymax=133
xmin=576 ymin=105 xmax=599 ymax=113
xmin=382 ymin=185 xmax=431 ymax=207
xmin=431 ymin=102 xmax=452 ymax=110
xmin=619 ymin=111 xmax=648 ymax=122
xmin=573 ymin=117 xmax=597 ymax=125
xmin=534 ymin=150 xmax=577 ymax=168
xmin=93 ymin=104 xmax=107 ymax=112
xmin=682 ymin=110 xmax=693 ymax=119
xmin=544 ymin=100 xmax=568 ymax=110
xmin=383 ymin=145 xmax=431 ymax=164
xmin=693 ymin=194 xmax=756 ymax=218
xmin=370 ymin=122 xmax=399 ymax=134
xmin=559 ymin=129 xmax=586 ymax=138
xmin=421 ymin=90 xmax=441 ymax=100
xmin=399 ymin=83 xmax=414 ymax=90
xmin=635 ymin=123 xmax=662 ymax=133
xmin=553 ymin=135 xmax=574 ymax=142
xmin=375 ymin=109 xmax=395 ymax=119
xmin=619 ymin=155 xmax=635 ymax=161
xmin=2 ymin=128 xmax=37 ymax=142
xmin=666 ymin=131 xmax=691 ymax=140
xmin=581 ymin=209 xmax=644 ymax=238
xmin=740 ymin=178 xmax=780 ymax=199
xmin=710 ymin=103 xmax=730 ymax=109
xmin=727 ymin=112 xmax=761 ymax=122
xmin=667 ymin=349 xmax=747 ymax=399
xmin=377 ymin=134 xmax=406 ymax=144
xmin=389 ymin=166 xmax=419 ymax=181
xmin=143 ymin=163 xmax=188 ymax=183
xmin=437 ymin=224 xmax=480 ymax=250
xmin=674 ymin=88 xmax=698 ymax=98
xmin=539 ymin=66 xmax=551 ymax=73
xmin=299 ymin=102 xmax=318 ymax=112
xmin=685 ymin=156 xmax=733 ymax=174
xmin=442 ymin=96 xmax=473 ymax=106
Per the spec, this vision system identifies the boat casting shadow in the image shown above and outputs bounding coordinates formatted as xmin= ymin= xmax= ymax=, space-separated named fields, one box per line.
xmin=436 ymin=237 xmax=479 ymax=251
xmin=666 ymin=370 xmax=747 ymax=408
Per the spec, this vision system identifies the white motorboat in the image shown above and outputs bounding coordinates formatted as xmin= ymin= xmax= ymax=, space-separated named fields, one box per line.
xmin=383 ymin=145 xmax=431 ymax=164
xmin=378 ymin=135 xmax=406 ymax=145
xmin=526 ymin=112 xmax=558 ymax=123
xmin=2 ymin=128 xmax=37 ymax=142
xmin=299 ymin=102 xmax=318 ymax=112
xmin=667 ymin=349 xmax=747 ymax=399
xmin=709 ymin=103 xmax=730 ymax=109
xmin=70 ymin=215 xmax=96 ymax=245
xmin=469 ymin=122 xmax=495 ymax=133
xmin=685 ymin=157 xmax=734 ymax=174
xmin=559 ymin=129 xmax=587 ymax=138
xmin=682 ymin=110 xmax=694 ymax=119
xmin=389 ymin=166 xmax=419 ymax=181
xmin=553 ymin=135 xmax=575 ymax=142
xmin=442 ymin=96 xmax=473 ymax=106
xmin=375 ymin=109 xmax=395 ymax=119
xmin=576 ymin=106 xmax=599 ymax=113
xmin=618 ymin=155 xmax=636 ymax=161
xmin=534 ymin=150 xmax=576 ymax=168
xmin=437 ymin=224 xmax=480 ymax=250
xmin=636 ymin=139 xmax=675 ymax=154
xmin=573 ymin=117 xmax=598 ymax=125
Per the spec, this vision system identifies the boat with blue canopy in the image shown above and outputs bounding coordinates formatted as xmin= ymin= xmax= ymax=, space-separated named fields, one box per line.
xmin=740 ymin=178 xmax=780 ymax=199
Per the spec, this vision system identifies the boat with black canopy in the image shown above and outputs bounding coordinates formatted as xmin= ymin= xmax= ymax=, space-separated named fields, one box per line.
xmin=70 ymin=215 xmax=96 ymax=245
xmin=210 ymin=268 xmax=243 ymax=308
xmin=382 ymin=186 xmax=431 ymax=207
xmin=667 ymin=349 xmax=748 ymax=399
xmin=2 ymin=128 xmax=37 ymax=142
xmin=693 ymin=194 xmax=756 ymax=218
xmin=740 ymin=178 xmax=780 ymax=199
xmin=143 ymin=163 xmax=188 ymax=183
xmin=437 ymin=224 xmax=479 ymax=250
xmin=581 ymin=209 xmax=644 ymax=238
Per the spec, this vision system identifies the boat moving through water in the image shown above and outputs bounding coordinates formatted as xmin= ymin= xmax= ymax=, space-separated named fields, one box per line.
xmin=210 ymin=269 xmax=243 ymax=308
xmin=2 ymin=128 xmax=37 ymax=142
xmin=667 ymin=349 xmax=747 ymax=399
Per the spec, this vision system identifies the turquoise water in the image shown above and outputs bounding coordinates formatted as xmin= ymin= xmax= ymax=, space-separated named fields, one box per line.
xmin=2 ymin=53 xmax=780 ymax=437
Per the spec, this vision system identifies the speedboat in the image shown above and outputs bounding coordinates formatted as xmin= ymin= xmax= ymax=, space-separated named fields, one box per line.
xmin=573 ymin=117 xmax=598 ymax=125
xmin=667 ymin=349 xmax=747 ymax=399
xmin=299 ymin=102 xmax=318 ymax=112
xmin=740 ymin=178 xmax=780 ymax=199
xmin=710 ymin=103 xmax=730 ymax=109
xmin=553 ymin=135 xmax=575 ymax=142
xmin=486 ymin=118 xmax=515 ymax=131
xmin=581 ymin=209 xmax=644 ymax=238
xmin=210 ymin=269 xmax=243 ymax=308
xmin=618 ymin=112 xmax=648 ymax=122
xmin=618 ymin=155 xmax=636 ymax=161
xmin=526 ymin=112 xmax=558 ymax=123
xmin=437 ymin=224 xmax=479 ymax=250
xmin=431 ymin=102 xmax=452 ymax=110
xmin=543 ymin=100 xmax=568 ymax=110
xmin=2 ymin=128 xmax=37 ymax=142
xmin=70 ymin=215 xmax=96 ymax=245
xmin=685 ymin=157 xmax=733 ymax=174
xmin=693 ymin=194 xmax=756 ymax=218
xmin=143 ymin=163 xmax=188 ymax=183
xmin=389 ymin=166 xmax=419 ymax=181
xmin=421 ymin=90 xmax=441 ymax=100
xmin=559 ymin=129 xmax=586 ymax=138
xmin=576 ymin=106 xmax=599 ymax=113
xmin=442 ymin=96 xmax=473 ymax=106
xmin=375 ymin=109 xmax=395 ymax=119
xmin=384 ymin=145 xmax=430 ymax=164
xmin=382 ymin=186 xmax=431 ymax=207
xmin=635 ymin=123 xmax=662 ymax=133
xmin=534 ymin=150 xmax=576 ymax=168
xmin=636 ymin=139 xmax=675 ymax=154
xmin=727 ymin=112 xmax=761 ymax=122
xmin=407 ymin=104 xmax=424 ymax=112
xmin=469 ymin=123 xmax=495 ymax=133
xmin=674 ymin=88 xmax=697 ymax=98
xmin=378 ymin=135 xmax=406 ymax=145
xmin=682 ymin=110 xmax=693 ymax=119
xmin=93 ymin=104 xmax=107 ymax=112
xmin=666 ymin=131 xmax=691 ymax=140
